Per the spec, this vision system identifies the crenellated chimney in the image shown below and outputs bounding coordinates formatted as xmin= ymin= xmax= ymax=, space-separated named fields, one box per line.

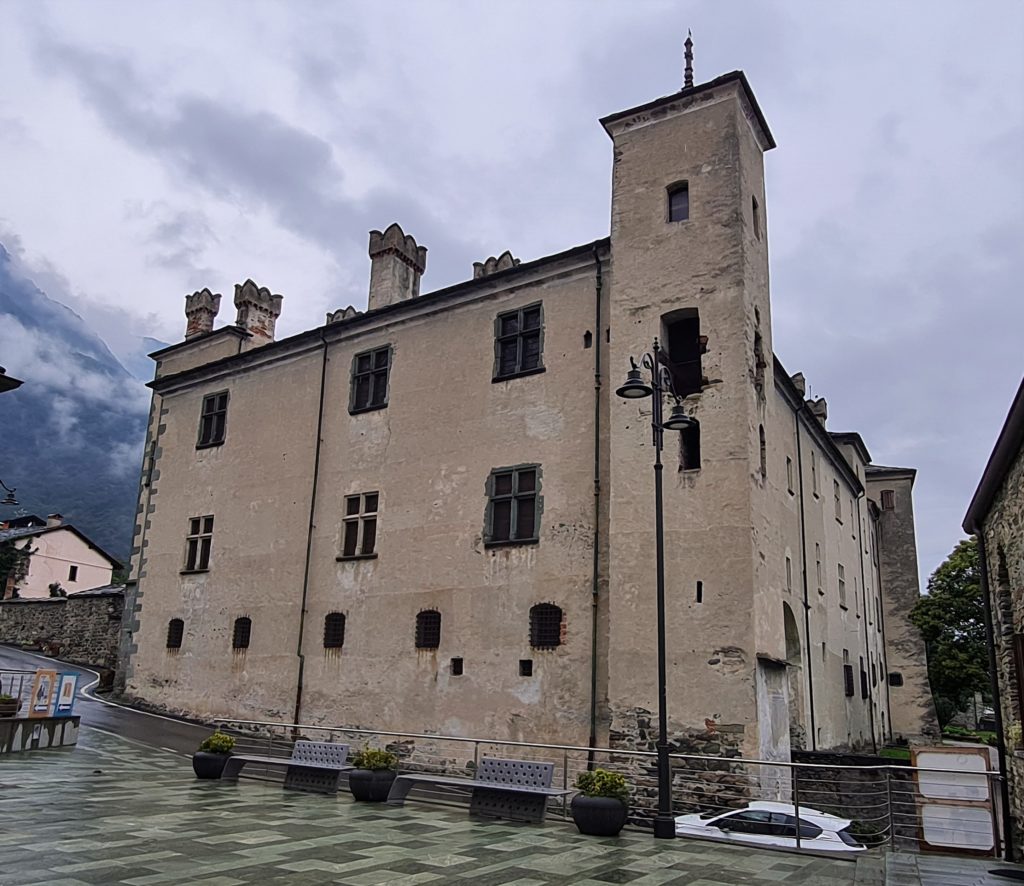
xmin=233 ymin=279 xmax=283 ymax=346
xmin=367 ymin=223 xmax=427 ymax=312
xmin=473 ymin=250 xmax=520 ymax=279
xmin=807 ymin=397 xmax=828 ymax=427
xmin=790 ymin=372 xmax=806 ymax=397
xmin=184 ymin=288 xmax=222 ymax=339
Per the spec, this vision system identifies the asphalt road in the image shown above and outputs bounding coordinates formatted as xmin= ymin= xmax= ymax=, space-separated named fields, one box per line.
xmin=0 ymin=644 xmax=207 ymax=758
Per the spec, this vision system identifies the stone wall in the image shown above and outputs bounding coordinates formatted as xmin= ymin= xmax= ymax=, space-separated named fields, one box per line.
xmin=0 ymin=590 xmax=123 ymax=671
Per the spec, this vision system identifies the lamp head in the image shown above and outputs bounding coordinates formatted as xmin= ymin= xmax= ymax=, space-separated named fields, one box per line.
xmin=615 ymin=367 xmax=653 ymax=400
xmin=662 ymin=404 xmax=697 ymax=432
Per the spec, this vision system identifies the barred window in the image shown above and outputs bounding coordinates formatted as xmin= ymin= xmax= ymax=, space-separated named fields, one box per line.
xmin=888 ymin=672 xmax=904 ymax=687
xmin=415 ymin=610 xmax=441 ymax=649
xmin=529 ymin=603 xmax=563 ymax=649
xmin=485 ymin=465 xmax=540 ymax=545
xmin=166 ymin=618 xmax=184 ymax=650
xmin=350 ymin=346 xmax=391 ymax=413
xmin=197 ymin=391 xmax=229 ymax=448
xmin=232 ymin=616 xmax=251 ymax=650
xmin=324 ymin=612 xmax=346 ymax=649
xmin=494 ymin=303 xmax=543 ymax=380
xmin=184 ymin=515 xmax=214 ymax=572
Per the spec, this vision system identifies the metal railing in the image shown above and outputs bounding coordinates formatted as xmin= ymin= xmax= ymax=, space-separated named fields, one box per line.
xmin=212 ymin=717 xmax=1003 ymax=857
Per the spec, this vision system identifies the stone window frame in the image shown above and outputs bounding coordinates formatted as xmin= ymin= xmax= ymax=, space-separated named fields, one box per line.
xmin=484 ymin=464 xmax=542 ymax=547
xmin=667 ymin=181 xmax=690 ymax=223
xmin=833 ymin=479 xmax=843 ymax=523
xmin=415 ymin=610 xmax=441 ymax=650
xmin=492 ymin=302 xmax=545 ymax=382
xmin=529 ymin=603 xmax=563 ymax=650
xmin=338 ymin=492 xmax=379 ymax=560
xmin=349 ymin=345 xmax=392 ymax=415
xmin=197 ymin=390 xmax=229 ymax=449
xmin=68 ymin=564 xmax=78 ymax=582
xmin=838 ymin=563 xmax=846 ymax=608
xmin=182 ymin=515 xmax=214 ymax=573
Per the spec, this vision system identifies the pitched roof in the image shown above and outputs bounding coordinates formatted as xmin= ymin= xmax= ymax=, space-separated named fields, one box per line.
xmin=0 ymin=523 xmax=123 ymax=569
xmin=964 ymin=376 xmax=1024 ymax=534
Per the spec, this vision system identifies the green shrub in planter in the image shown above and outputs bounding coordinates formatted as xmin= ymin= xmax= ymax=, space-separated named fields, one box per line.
xmin=349 ymin=746 xmax=399 ymax=801
xmin=193 ymin=731 xmax=236 ymax=779
xmin=572 ymin=769 xmax=630 ymax=836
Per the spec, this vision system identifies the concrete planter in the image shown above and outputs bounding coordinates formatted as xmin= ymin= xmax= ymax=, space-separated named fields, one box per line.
xmin=348 ymin=768 xmax=397 ymax=802
xmin=571 ymin=795 xmax=628 ymax=837
xmin=192 ymin=751 xmax=231 ymax=779
xmin=0 ymin=699 xmax=21 ymax=718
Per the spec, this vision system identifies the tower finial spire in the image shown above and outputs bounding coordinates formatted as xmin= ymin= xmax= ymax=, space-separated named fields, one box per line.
xmin=683 ymin=29 xmax=694 ymax=89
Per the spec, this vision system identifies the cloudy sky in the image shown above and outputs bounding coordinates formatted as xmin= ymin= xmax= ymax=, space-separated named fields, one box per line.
xmin=1 ymin=0 xmax=1021 ymax=584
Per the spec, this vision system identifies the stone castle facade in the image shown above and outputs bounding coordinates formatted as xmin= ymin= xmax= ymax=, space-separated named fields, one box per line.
xmin=120 ymin=67 xmax=936 ymax=760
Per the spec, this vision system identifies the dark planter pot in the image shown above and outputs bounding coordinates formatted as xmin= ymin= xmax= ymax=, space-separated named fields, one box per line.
xmin=571 ymin=795 xmax=628 ymax=837
xmin=0 ymin=699 xmax=21 ymax=718
xmin=192 ymin=751 xmax=231 ymax=779
xmin=349 ymin=768 xmax=397 ymax=802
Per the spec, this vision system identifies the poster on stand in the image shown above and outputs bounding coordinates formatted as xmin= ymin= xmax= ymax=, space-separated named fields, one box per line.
xmin=28 ymin=669 xmax=57 ymax=718
xmin=55 ymin=673 xmax=78 ymax=716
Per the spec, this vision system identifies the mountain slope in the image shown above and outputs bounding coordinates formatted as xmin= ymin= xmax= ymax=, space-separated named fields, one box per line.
xmin=0 ymin=244 xmax=149 ymax=562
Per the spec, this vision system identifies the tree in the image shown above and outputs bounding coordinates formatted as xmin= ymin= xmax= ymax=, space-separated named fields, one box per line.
xmin=910 ymin=538 xmax=990 ymax=727
xmin=0 ymin=539 xmax=35 ymax=599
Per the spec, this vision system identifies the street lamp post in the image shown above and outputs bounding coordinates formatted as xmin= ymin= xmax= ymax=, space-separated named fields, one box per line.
xmin=0 ymin=479 xmax=17 ymax=506
xmin=615 ymin=338 xmax=697 ymax=840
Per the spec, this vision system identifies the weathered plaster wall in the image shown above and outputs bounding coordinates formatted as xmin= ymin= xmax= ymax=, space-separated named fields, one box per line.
xmin=981 ymin=441 xmax=1024 ymax=856
xmin=0 ymin=591 xmax=123 ymax=670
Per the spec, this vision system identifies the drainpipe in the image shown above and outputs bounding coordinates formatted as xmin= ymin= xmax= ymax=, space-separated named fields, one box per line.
xmin=855 ymin=495 xmax=878 ymax=754
xmin=862 ymin=495 xmax=893 ymax=745
xmin=794 ymin=408 xmax=817 ymax=750
xmin=294 ymin=330 xmax=330 ymax=727
xmin=977 ymin=532 xmax=1014 ymax=861
xmin=588 ymin=244 xmax=603 ymax=763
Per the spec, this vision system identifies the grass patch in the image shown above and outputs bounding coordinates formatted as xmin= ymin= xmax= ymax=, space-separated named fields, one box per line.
xmin=879 ymin=746 xmax=912 ymax=761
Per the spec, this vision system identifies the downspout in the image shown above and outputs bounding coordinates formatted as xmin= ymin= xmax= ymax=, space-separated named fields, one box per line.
xmin=855 ymin=495 xmax=878 ymax=754
xmin=294 ymin=330 xmax=330 ymax=727
xmin=977 ymin=532 xmax=1014 ymax=861
xmin=863 ymin=496 xmax=894 ymax=745
xmin=588 ymin=244 xmax=603 ymax=762
xmin=794 ymin=407 xmax=817 ymax=749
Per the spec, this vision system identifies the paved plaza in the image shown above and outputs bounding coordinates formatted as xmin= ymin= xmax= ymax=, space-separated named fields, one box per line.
xmin=0 ymin=727 xmax=861 ymax=886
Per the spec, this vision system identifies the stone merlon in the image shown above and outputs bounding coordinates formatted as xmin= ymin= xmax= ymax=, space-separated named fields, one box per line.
xmin=233 ymin=279 xmax=283 ymax=346
xmin=184 ymin=288 xmax=222 ymax=339
xmin=473 ymin=250 xmax=521 ymax=279
xmin=367 ymin=223 xmax=427 ymax=312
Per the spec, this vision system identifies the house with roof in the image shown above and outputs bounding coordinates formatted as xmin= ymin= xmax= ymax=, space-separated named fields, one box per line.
xmin=0 ymin=513 xmax=121 ymax=599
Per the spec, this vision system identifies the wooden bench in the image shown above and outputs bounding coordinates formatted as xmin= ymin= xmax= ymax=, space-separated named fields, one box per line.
xmin=221 ymin=740 xmax=352 ymax=794
xmin=386 ymin=757 xmax=570 ymax=823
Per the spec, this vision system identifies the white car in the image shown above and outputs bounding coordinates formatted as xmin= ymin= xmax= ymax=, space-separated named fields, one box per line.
xmin=674 ymin=800 xmax=866 ymax=854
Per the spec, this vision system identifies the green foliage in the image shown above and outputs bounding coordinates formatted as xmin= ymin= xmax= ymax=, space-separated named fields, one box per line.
xmin=351 ymin=747 xmax=398 ymax=770
xmin=878 ymin=746 xmax=911 ymax=761
xmin=0 ymin=693 xmax=16 ymax=702
xmin=910 ymin=538 xmax=990 ymax=727
xmin=0 ymin=540 xmax=35 ymax=596
xmin=197 ymin=732 xmax=235 ymax=754
xmin=942 ymin=725 xmax=997 ymax=746
xmin=575 ymin=768 xmax=629 ymax=805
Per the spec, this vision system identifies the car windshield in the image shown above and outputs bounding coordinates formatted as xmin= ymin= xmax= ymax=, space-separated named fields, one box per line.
xmin=837 ymin=827 xmax=864 ymax=847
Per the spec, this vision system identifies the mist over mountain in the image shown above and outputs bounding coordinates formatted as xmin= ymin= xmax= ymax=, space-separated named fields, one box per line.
xmin=0 ymin=243 xmax=155 ymax=562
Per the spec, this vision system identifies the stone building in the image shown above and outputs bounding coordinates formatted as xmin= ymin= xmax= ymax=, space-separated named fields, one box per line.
xmin=964 ymin=376 xmax=1024 ymax=855
xmin=121 ymin=64 xmax=933 ymax=760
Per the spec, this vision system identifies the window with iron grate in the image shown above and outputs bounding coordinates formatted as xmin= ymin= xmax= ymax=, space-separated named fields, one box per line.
xmin=232 ymin=616 xmax=251 ymax=650
xmin=166 ymin=618 xmax=184 ymax=650
xmin=323 ymin=612 xmax=345 ymax=649
xmin=529 ymin=603 xmax=563 ymax=649
xmin=415 ymin=610 xmax=441 ymax=649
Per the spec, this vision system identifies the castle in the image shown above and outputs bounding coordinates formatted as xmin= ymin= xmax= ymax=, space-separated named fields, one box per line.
xmin=120 ymin=60 xmax=937 ymax=761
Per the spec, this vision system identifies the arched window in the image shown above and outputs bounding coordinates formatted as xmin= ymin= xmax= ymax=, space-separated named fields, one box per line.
xmin=166 ymin=618 xmax=184 ymax=650
xmin=530 ymin=603 xmax=563 ymax=649
xmin=667 ymin=182 xmax=689 ymax=222
xmin=324 ymin=612 xmax=346 ymax=649
xmin=232 ymin=616 xmax=251 ymax=650
xmin=415 ymin=610 xmax=441 ymax=649
xmin=759 ymin=425 xmax=767 ymax=477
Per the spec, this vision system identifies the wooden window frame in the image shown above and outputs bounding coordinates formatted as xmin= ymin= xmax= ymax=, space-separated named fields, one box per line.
xmin=339 ymin=492 xmax=379 ymax=560
xmin=493 ymin=303 xmax=545 ymax=382
xmin=183 ymin=515 xmax=214 ymax=573
xmin=484 ymin=465 xmax=541 ymax=547
xmin=349 ymin=345 xmax=392 ymax=414
xmin=667 ymin=181 xmax=690 ymax=223
xmin=197 ymin=391 xmax=229 ymax=449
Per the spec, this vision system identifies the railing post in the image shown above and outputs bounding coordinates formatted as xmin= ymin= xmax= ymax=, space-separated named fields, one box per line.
xmin=563 ymin=748 xmax=570 ymax=819
xmin=886 ymin=765 xmax=895 ymax=851
xmin=792 ymin=765 xmax=802 ymax=851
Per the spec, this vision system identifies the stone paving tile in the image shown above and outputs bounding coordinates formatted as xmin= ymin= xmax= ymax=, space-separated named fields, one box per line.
xmin=0 ymin=727 xmax=864 ymax=886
